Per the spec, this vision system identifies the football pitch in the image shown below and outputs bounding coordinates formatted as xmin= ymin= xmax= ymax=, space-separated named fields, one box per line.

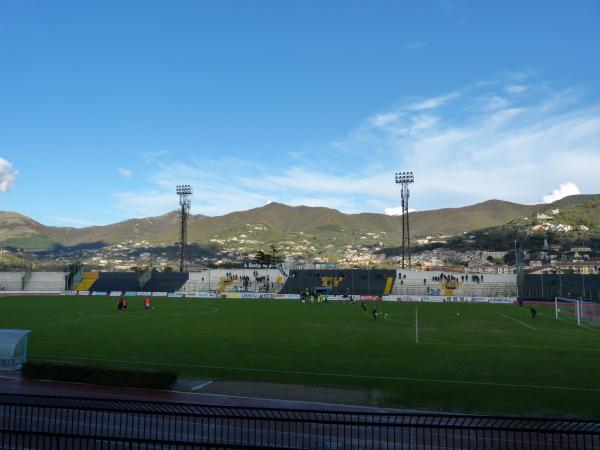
xmin=1 ymin=295 xmax=600 ymax=419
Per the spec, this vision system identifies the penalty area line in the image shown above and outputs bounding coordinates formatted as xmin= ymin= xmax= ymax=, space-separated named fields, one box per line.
xmin=36 ymin=354 xmax=600 ymax=393
xmin=500 ymin=314 xmax=537 ymax=330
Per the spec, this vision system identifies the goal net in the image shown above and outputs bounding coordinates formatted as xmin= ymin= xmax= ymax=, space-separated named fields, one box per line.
xmin=555 ymin=297 xmax=600 ymax=326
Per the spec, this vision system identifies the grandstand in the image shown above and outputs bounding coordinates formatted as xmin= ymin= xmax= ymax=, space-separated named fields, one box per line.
xmin=142 ymin=272 xmax=189 ymax=292
xmin=521 ymin=273 xmax=600 ymax=301
xmin=283 ymin=269 xmax=396 ymax=296
xmin=3 ymin=269 xmax=600 ymax=300
xmin=0 ymin=272 xmax=25 ymax=291
xmin=88 ymin=272 xmax=139 ymax=293
xmin=0 ymin=271 xmax=67 ymax=292
xmin=181 ymin=268 xmax=283 ymax=293
xmin=24 ymin=272 xmax=66 ymax=291
xmin=392 ymin=270 xmax=517 ymax=297
xmin=74 ymin=271 xmax=98 ymax=291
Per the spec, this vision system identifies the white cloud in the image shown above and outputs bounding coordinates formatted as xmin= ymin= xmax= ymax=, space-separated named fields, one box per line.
xmin=385 ymin=206 xmax=417 ymax=216
xmin=0 ymin=157 xmax=17 ymax=192
xmin=541 ymin=182 xmax=582 ymax=203
xmin=117 ymin=168 xmax=132 ymax=177
xmin=405 ymin=91 xmax=460 ymax=111
xmin=505 ymin=84 xmax=528 ymax=95
xmin=112 ymin=74 xmax=600 ymax=218
xmin=139 ymin=150 xmax=170 ymax=164
xmin=407 ymin=41 xmax=427 ymax=50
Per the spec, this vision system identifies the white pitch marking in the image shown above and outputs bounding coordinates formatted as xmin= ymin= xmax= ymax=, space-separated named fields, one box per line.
xmin=421 ymin=341 xmax=600 ymax=352
xmin=190 ymin=380 xmax=213 ymax=391
xmin=500 ymin=313 xmax=537 ymax=330
xmin=540 ymin=312 xmax=600 ymax=334
xmin=37 ymin=354 xmax=600 ymax=393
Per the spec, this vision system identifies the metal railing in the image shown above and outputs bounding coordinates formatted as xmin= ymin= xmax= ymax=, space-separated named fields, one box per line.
xmin=1 ymin=393 xmax=599 ymax=449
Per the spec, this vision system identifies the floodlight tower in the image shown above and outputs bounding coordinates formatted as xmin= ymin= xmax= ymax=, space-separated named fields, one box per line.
xmin=176 ymin=185 xmax=193 ymax=273
xmin=395 ymin=172 xmax=414 ymax=269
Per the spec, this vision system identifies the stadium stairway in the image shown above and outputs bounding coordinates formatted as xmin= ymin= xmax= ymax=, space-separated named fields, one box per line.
xmin=74 ymin=271 xmax=99 ymax=291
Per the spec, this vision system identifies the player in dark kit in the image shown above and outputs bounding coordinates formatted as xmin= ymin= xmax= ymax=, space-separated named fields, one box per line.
xmin=361 ymin=301 xmax=367 ymax=312
xmin=372 ymin=306 xmax=378 ymax=320
xmin=530 ymin=307 xmax=537 ymax=320
xmin=117 ymin=298 xmax=123 ymax=311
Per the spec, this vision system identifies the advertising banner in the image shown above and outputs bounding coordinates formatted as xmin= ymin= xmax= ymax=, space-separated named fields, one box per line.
xmin=77 ymin=291 xmax=90 ymax=296
xmin=152 ymin=292 xmax=168 ymax=297
xmin=360 ymin=295 xmax=382 ymax=301
xmin=92 ymin=291 xmax=107 ymax=296
xmin=226 ymin=293 xmax=241 ymax=299
xmin=421 ymin=296 xmax=444 ymax=303
xmin=259 ymin=293 xmax=276 ymax=299
xmin=137 ymin=292 xmax=152 ymax=297
xmin=62 ymin=291 xmax=77 ymax=296
xmin=488 ymin=297 xmax=516 ymax=304
xmin=110 ymin=291 xmax=122 ymax=297
xmin=167 ymin=292 xmax=184 ymax=298
xmin=124 ymin=291 xmax=137 ymax=297
xmin=185 ymin=292 xmax=215 ymax=298
xmin=239 ymin=293 xmax=259 ymax=299
xmin=382 ymin=295 xmax=398 ymax=302
xmin=398 ymin=296 xmax=421 ymax=302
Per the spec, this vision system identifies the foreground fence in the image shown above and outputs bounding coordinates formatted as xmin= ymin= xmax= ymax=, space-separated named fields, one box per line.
xmin=0 ymin=393 xmax=599 ymax=449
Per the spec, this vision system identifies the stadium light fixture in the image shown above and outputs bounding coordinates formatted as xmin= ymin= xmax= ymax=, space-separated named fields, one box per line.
xmin=394 ymin=171 xmax=414 ymax=269
xmin=176 ymin=185 xmax=193 ymax=273
xmin=176 ymin=185 xmax=193 ymax=195
xmin=395 ymin=171 xmax=414 ymax=184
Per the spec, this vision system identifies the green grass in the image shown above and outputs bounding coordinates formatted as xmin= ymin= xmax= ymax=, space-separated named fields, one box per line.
xmin=2 ymin=295 xmax=600 ymax=419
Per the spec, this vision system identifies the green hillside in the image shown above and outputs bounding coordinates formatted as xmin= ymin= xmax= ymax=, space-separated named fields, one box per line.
xmin=1 ymin=195 xmax=598 ymax=258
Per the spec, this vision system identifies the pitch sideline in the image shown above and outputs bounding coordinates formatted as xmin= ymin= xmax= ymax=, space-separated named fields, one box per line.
xmin=36 ymin=354 xmax=600 ymax=393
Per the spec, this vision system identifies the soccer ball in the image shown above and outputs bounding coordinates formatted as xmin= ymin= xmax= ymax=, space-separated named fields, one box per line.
xmin=456 ymin=313 xmax=460 ymax=317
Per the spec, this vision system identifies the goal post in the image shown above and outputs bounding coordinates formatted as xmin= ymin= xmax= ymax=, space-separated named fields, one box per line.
xmin=555 ymin=297 xmax=600 ymax=326
xmin=555 ymin=297 xmax=581 ymax=325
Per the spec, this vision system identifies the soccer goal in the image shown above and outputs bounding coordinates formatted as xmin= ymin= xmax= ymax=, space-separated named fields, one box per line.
xmin=555 ymin=297 xmax=600 ymax=326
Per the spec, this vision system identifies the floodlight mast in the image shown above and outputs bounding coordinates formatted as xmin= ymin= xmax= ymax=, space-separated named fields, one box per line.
xmin=176 ymin=185 xmax=193 ymax=273
xmin=395 ymin=172 xmax=414 ymax=269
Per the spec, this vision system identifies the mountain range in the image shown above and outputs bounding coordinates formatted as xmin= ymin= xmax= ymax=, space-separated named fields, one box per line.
xmin=1 ymin=195 xmax=598 ymax=255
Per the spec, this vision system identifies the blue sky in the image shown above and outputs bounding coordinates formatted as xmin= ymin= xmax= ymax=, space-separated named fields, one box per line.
xmin=1 ymin=0 xmax=599 ymax=226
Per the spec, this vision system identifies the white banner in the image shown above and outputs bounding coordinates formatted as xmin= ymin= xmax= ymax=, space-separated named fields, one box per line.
xmin=167 ymin=292 xmax=184 ymax=298
xmin=62 ymin=290 xmax=77 ymax=296
xmin=92 ymin=291 xmax=107 ymax=296
xmin=109 ymin=291 xmax=122 ymax=297
xmin=0 ymin=291 xmax=62 ymax=296
xmin=137 ymin=291 xmax=152 ymax=297
xmin=383 ymin=295 xmax=398 ymax=302
xmin=488 ymin=297 xmax=516 ymax=304
xmin=422 ymin=296 xmax=444 ymax=303
xmin=77 ymin=291 xmax=90 ymax=296
xmin=398 ymin=295 xmax=422 ymax=302
xmin=259 ymin=293 xmax=276 ymax=299
xmin=152 ymin=292 xmax=168 ymax=297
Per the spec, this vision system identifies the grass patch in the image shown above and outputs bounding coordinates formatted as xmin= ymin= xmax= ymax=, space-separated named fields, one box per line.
xmin=2 ymin=296 xmax=600 ymax=418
